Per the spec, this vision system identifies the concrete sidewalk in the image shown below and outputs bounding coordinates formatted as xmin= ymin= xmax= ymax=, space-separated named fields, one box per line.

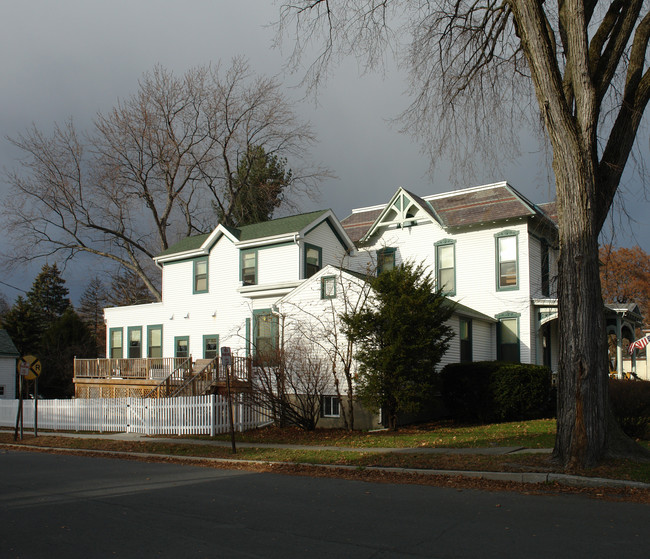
xmin=6 ymin=428 xmax=649 ymax=491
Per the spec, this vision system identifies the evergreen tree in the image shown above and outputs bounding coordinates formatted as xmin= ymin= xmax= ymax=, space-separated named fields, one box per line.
xmin=78 ymin=277 xmax=108 ymax=357
xmin=39 ymin=308 xmax=96 ymax=398
xmin=25 ymin=263 xmax=71 ymax=328
xmin=0 ymin=293 xmax=10 ymax=319
xmin=218 ymin=145 xmax=292 ymax=228
xmin=1 ymin=264 xmax=76 ymax=396
xmin=342 ymin=262 xmax=455 ymax=429
xmin=0 ymin=295 xmax=40 ymax=356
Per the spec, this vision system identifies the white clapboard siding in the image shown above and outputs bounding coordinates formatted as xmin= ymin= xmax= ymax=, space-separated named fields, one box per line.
xmin=0 ymin=357 xmax=16 ymax=399
xmin=258 ymin=243 xmax=298 ymax=284
xmin=0 ymin=396 xmax=267 ymax=436
xmin=304 ymin=220 xmax=350 ymax=269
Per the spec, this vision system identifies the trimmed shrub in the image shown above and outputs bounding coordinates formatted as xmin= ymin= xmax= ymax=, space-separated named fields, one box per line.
xmin=440 ymin=361 xmax=554 ymax=424
xmin=490 ymin=364 xmax=554 ymax=422
xmin=609 ymin=378 xmax=650 ymax=439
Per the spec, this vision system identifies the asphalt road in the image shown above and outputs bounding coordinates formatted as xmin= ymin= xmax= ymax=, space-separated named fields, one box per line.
xmin=1 ymin=449 xmax=648 ymax=558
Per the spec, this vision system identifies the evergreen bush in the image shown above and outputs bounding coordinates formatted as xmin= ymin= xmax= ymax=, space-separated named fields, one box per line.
xmin=440 ymin=361 xmax=554 ymax=423
xmin=609 ymin=378 xmax=650 ymax=439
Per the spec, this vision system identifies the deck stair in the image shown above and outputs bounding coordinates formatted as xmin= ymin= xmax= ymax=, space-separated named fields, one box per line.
xmin=168 ymin=356 xmax=252 ymax=398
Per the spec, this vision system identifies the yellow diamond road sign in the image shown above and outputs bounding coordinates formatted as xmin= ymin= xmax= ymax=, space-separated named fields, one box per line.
xmin=18 ymin=355 xmax=42 ymax=380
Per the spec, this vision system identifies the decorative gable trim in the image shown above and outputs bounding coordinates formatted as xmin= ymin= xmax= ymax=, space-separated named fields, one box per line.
xmin=360 ymin=187 xmax=439 ymax=243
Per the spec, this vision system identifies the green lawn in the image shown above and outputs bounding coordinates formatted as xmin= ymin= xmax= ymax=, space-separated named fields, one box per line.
xmin=210 ymin=418 xmax=559 ymax=449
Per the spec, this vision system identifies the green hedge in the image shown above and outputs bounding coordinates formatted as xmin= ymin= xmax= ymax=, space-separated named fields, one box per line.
xmin=609 ymin=378 xmax=650 ymax=439
xmin=440 ymin=361 xmax=555 ymax=423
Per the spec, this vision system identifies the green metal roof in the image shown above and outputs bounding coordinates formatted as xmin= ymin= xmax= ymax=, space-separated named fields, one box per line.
xmin=158 ymin=233 xmax=210 ymax=257
xmin=0 ymin=329 xmax=19 ymax=357
xmin=237 ymin=210 xmax=329 ymax=242
xmin=158 ymin=210 xmax=330 ymax=258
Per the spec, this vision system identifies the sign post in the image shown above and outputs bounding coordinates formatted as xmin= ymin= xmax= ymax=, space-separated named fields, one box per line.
xmin=220 ymin=347 xmax=236 ymax=454
xmin=15 ymin=356 xmax=42 ymax=440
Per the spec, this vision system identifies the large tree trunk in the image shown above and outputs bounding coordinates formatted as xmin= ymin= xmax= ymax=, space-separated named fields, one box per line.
xmin=552 ymin=164 xmax=609 ymax=468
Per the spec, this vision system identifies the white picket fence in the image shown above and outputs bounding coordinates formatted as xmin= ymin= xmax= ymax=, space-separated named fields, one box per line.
xmin=0 ymin=395 xmax=269 ymax=436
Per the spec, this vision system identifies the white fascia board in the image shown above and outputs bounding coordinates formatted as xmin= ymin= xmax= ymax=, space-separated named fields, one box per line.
xmin=104 ymin=301 xmax=164 ymax=317
xmin=153 ymin=225 xmax=236 ymax=265
xmin=532 ymin=298 xmax=558 ymax=307
xmin=235 ymin=233 xmax=299 ymax=250
xmin=205 ymin=225 xmax=238 ymax=247
xmin=422 ymin=181 xmax=510 ymax=202
xmin=155 ymin=248 xmax=207 ymax=265
xmin=237 ymin=280 xmax=302 ymax=299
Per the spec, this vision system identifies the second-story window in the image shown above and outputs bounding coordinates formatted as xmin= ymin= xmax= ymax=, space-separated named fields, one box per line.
xmin=194 ymin=258 xmax=208 ymax=293
xmin=305 ymin=244 xmax=322 ymax=278
xmin=377 ymin=247 xmax=396 ymax=275
xmin=435 ymin=240 xmax=456 ymax=295
xmin=241 ymin=250 xmax=257 ymax=285
xmin=495 ymin=231 xmax=519 ymax=290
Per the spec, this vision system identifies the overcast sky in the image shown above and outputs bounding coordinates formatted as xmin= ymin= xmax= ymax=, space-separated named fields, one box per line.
xmin=1 ymin=0 xmax=648 ymax=303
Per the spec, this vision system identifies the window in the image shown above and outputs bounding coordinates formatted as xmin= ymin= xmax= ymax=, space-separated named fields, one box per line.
xmin=541 ymin=240 xmax=550 ymax=296
xmin=321 ymin=276 xmax=337 ymax=299
xmin=460 ymin=318 xmax=472 ymax=363
xmin=377 ymin=247 xmax=396 ymax=275
xmin=321 ymin=395 xmax=340 ymax=417
xmin=436 ymin=240 xmax=456 ymax=294
xmin=253 ymin=310 xmax=279 ymax=365
xmin=0 ymin=386 xmax=5 ymax=396
xmin=495 ymin=231 xmax=519 ymax=290
xmin=109 ymin=328 xmax=123 ymax=359
xmin=203 ymin=335 xmax=219 ymax=360
xmin=147 ymin=325 xmax=163 ymax=358
xmin=127 ymin=327 xmax=142 ymax=359
xmin=497 ymin=313 xmax=520 ymax=363
xmin=241 ymin=250 xmax=257 ymax=285
xmin=175 ymin=336 xmax=189 ymax=359
xmin=304 ymin=244 xmax=322 ymax=278
xmin=194 ymin=257 xmax=208 ymax=293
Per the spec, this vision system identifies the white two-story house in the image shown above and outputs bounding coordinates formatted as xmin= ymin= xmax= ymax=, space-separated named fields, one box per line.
xmin=77 ymin=181 xmax=571 ymax=407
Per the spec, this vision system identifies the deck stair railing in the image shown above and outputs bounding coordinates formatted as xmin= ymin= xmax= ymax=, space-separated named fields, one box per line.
xmin=170 ymin=356 xmax=252 ymax=398
xmin=143 ymin=357 xmax=193 ymax=398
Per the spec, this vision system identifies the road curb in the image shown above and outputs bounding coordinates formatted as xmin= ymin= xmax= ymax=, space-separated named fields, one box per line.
xmin=4 ymin=442 xmax=649 ymax=491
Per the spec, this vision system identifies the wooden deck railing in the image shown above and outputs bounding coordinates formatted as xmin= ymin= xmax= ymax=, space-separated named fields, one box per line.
xmin=74 ymin=357 xmax=190 ymax=380
xmin=171 ymin=356 xmax=252 ymax=397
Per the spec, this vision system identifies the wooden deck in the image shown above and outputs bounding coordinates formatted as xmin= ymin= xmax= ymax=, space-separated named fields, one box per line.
xmin=73 ymin=356 xmax=252 ymax=398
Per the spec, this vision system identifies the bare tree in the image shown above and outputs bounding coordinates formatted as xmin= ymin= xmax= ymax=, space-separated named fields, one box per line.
xmin=4 ymin=58 xmax=329 ymax=300
xmin=247 ymin=338 xmax=332 ymax=430
xmin=280 ymin=267 xmax=373 ymax=430
xmin=279 ymin=1 xmax=650 ymax=466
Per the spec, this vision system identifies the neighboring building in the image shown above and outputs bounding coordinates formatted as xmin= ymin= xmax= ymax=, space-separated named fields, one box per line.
xmin=0 ymin=329 xmax=19 ymax=399
xmin=78 ymin=181 xmax=574 ymax=423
